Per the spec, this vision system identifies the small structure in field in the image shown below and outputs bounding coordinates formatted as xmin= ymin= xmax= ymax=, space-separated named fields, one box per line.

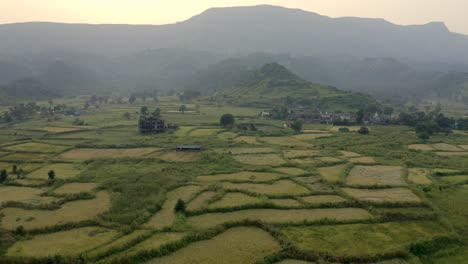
xmin=176 ymin=145 xmax=203 ymax=151
xmin=139 ymin=116 xmax=166 ymax=134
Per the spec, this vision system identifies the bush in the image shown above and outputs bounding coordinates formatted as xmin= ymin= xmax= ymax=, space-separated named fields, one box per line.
xmin=291 ymin=120 xmax=303 ymax=134
xmin=338 ymin=127 xmax=350 ymax=133
xmin=357 ymin=126 xmax=369 ymax=134
xmin=174 ymin=199 xmax=186 ymax=213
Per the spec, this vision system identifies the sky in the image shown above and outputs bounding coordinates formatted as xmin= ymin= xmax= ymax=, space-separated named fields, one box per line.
xmin=2 ymin=0 xmax=468 ymax=34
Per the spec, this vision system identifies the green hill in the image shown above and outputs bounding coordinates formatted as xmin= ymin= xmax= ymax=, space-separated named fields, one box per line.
xmin=216 ymin=63 xmax=379 ymax=111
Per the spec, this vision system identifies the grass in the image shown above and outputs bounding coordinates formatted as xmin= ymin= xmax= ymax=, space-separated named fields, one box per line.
xmin=109 ymin=232 xmax=186 ymax=260
xmin=53 ymin=182 xmax=98 ymax=195
xmin=1 ymin=191 xmax=111 ymax=230
xmin=269 ymin=198 xmax=302 ymax=207
xmin=217 ymin=132 xmax=238 ymax=140
xmin=234 ymin=154 xmax=286 ymax=166
xmin=349 ymin=157 xmax=376 ymax=164
xmin=149 ymin=151 xmax=200 ymax=162
xmin=6 ymin=226 xmax=119 ymax=257
xmin=223 ymin=180 xmax=310 ymax=196
xmin=147 ymin=227 xmax=281 ymax=264
xmin=0 ymin=186 xmax=54 ymax=205
xmin=187 ymin=208 xmax=372 ymax=229
xmin=318 ymin=164 xmax=347 ymax=183
xmin=431 ymin=143 xmax=462 ymax=152
xmin=208 ymin=192 xmax=263 ymax=208
xmin=301 ymin=195 xmax=347 ymax=205
xmin=439 ymin=175 xmax=468 ymax=184
xmin=435 ymin=152 xmax=468 ymax=156
xmin=187 ymin=191 xmax=218 ymax=211
xmin=27 ymin=163 xmax=83 ymax=180
xmin=144 ymin=185 xmax=201 ymax=229
xmin=281 ymin=221 xmax=446 ymax=257
xmin=1 ymin=153 xmax=50 ymax=161
xmin=189 ymin=129 xmax=222 ymax=137
xmin=342 ymin=188 xmax=422 ymax=203
xmin=408 ymin=168 xmax=432 ymax=185
xmin=222 ymin=147 xmax=276 ymax=155
xmin=458 ymin=145 xmax=468 ymax=151
xmin=292 ymin=134 xmax=333 ymax=140
xmin=346 ymin=165 xmax=406 ymax=187
xmin=261 ymin=137 xmax=313 ymax=147
xmin=39 ymin=126 xmax=89 ymax=133
xmin=197 ymin=171 xmax=282 ymax=183
xmin=2 ymin=142 xmax=68 ymax=153
xmin=283 ymin=150 xmax=319 ymax=159
xmin=174 ymin=126 xmax=195 ymax=137
xmin=340 ymin=151 xmax=361 ymax=158
xmin=408 ymin=144 xmax=434 ymax=151
xmin=86 ymin=229 xmax=151 ymax=258
xmin=274 ymin=167 xmax=308 ymax=176
xmin=233 ymin=136 xmax=259 ymax=145
xmin=57 ymin=147 xmax=161 ymax=160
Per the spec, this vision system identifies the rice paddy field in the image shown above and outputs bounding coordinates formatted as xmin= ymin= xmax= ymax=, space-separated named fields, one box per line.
xmin=0 ymin=99 xmax=467 ymax=263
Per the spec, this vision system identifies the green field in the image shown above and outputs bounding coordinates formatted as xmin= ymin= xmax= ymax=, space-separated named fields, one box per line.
xmin=0 ymin=98 xmax=467 ymax=263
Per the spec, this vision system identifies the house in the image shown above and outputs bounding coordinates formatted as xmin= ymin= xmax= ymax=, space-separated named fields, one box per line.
xmin=259 ymin=111 xmax=272 ymax=119
xmin=176 ymin=145 xmax=203 ymax=151
xmin=139 ymin=116 xmax=166 ymax=134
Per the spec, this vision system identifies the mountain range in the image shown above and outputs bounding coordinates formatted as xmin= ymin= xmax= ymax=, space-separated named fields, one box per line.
xmin=1 ymin=5 xmax=468 ymax=104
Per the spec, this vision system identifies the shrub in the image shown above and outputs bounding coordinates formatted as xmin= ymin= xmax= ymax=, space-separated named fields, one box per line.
xmin=338 ymin=127 xmax=350 ymax=133
xmin=357 ymin=126 xmax=369 ymax=134
xmin=174 ymin=199 xmax=186 ymax=213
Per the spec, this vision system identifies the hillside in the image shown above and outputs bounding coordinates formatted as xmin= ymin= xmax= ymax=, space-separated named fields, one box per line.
xmin=1 ymin=5 xmax=468 ymax=62
xmin=217 ymin=63 xmax=378 ymax=111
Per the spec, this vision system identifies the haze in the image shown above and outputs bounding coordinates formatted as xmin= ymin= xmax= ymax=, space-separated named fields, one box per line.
xmin=2 ymin=0 xmax=468 ymax=34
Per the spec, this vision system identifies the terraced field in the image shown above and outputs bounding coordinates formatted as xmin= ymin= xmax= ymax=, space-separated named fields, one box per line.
xmin=0 ymin=100 xmax=467 ymax=263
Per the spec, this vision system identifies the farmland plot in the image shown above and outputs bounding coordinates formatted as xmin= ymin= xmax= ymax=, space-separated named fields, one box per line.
xmin=342 ymin=188 xmax=422 ymax=203
xmin=408 ymin=168 xmax=432 ymax=185
xmin=234 ymin=154 xmax=285 ymax=166
xmin=57 ymin=148 xmax=161 ymax=160
xmin=197 ymin=171 xmax=282 ymax=183
xmin=346 ymin=165 xmax=406 ymax=187
xmin=223 ymin=180 xmax=309 ymax=196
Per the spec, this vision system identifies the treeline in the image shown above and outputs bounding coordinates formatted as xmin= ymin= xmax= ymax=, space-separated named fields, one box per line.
xmin=1 ymin=101 xmax=78 ymax=123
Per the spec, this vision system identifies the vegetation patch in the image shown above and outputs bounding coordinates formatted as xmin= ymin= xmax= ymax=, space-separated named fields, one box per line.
xmin=270 ymin=198 xmax=302 ymax=207
xmin=223 ymin=180 xmax=309 ymax=196
xmin=0 ymin=186 xmax=54 ymax=205
xmin=189 ymin=129 xmax=221 ymax=136
xmin=6 ymin=226 xmax=118 ymax=257
xmin=349 ymin=157 xmax=376 ymax=164
xmin=408 ymin=144 xmax=434 ymax=151
xmin=1 ymin=191 xmax=111 ymax=230
xmin=458 ymin=145 xmax=468 ymax=151
xmin=144 ymin=185 xmax=201 ymax=229
xmin=1 ymin=153 xmax=50 ymax=161
xmin=347 ymin=165 xmax=406 ymax=187
xmin=150 ymin=151 xmax=200 ymax=162
xmin=2 ymin=142 xmax=68 ymax=153
xmin=187 ymin=191 xmax=218 ymax=211
xmin=281 ymin=221 xmax=446 ymax=258
xmin=275 ymin=260 xmax=314 ymax=264
xmin=261 ymin=137 xmax=312 ymax=147
xmin=86 ymin=229 xmax=151 ymax=258
xmin=146 ymin=227 xmax=280 ymax=264
xmin=40 ymin=127 xmax=88 ymax=133
xmin=340 ymin=151 xmax=361 ymax=158
xmin=223 ymin=147 xmax=276 ymax=155
xmin=197 ymin=171 xmax=282 ymax=183
xmin=208 ymin=192 xmax=263 ymax=209
xmin=274 ymin=167 xmax=308 ymax=176
xmin=342 ymin=188 xmax=422 ymax=203
xmin=110 ymin=232 xmax=186 ymax=260
xmin=431 ymin=143 xmax=462 ymax=152
xmin=439 ymin=175 xmax=468 ymax=184
xmin=57 ymin=147 xmax=161 ymax=160
xmin=318 ymin=164 xmax=347 ymax=183
xmin=233 ymin=136 xmax=259 ymax=145
xmin=217 ymin=132 xmax=238 ymax=140
xmin=187 ymin=208 xmax=371 ymax=229
xmin=317 ymin=157 xmax=342 ymax=163
xmin=27 ymin=163 xmax=83 ymax=180
xmin=53 ymin=182 xmax=98 ymax=195
xmin=435 ymin=152 xmax=468 ymax=156
xmin=233 ymin=154 xmax=286 ymax=166
xmin=283 ymin=150 xmax=319 ymax=159
xmin=408 ymin=168 xmax=432 ymax=185
xmin=292 ymin=134 xmax=332 ymax=140
xmin=174 ymin=126 xmax=195 ymax=137
xmin=301 ymin=195 xmax=347 ymax=205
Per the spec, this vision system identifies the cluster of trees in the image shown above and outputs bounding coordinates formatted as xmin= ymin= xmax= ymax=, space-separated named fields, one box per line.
xmin=220 ymin=114 xmax=235 ymax=128
xmin=1 ymin=100 xmax=83 ymax=123
xmin=0 ymin=166 xmax=55 ymax=183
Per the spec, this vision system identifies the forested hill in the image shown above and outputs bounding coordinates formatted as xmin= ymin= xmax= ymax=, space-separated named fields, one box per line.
xmin=214 ymin=63 xmax=379 ymax=111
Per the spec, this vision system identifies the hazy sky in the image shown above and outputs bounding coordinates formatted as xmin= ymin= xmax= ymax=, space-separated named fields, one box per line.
xmin=2 ymin=0 xmax=468 ymax=34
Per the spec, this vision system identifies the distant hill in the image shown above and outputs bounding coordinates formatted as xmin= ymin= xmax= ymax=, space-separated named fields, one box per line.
xmin=0 ymin=78 xmax=57 ymax=102
xmin=215 ymin=63 xmax=378 ymax=111
xmin=1 ymin=5 xmax=468 ymax=63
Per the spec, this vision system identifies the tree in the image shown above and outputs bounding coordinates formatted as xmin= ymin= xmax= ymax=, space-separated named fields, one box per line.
xmin=220 ymin=114 xmax=235 ymax=128
xmin=129 ymin=95 xmax=137 ymax=104
xmin=140 ymin=106 xmax=148 ymax=116
xmin=48 ymin=170 xmax=55 ymax=180
xmin=174 ymin=199 xmax=186 ymax=213
xmin=179 ymin=105 xmax=187 ymax=114
xmin=12 ymin=165 xmax=17 ymax=175
xmin=356 ymin=109 xmax=365 ymax=125
xmin=418 ymin=131 xmax=430 ymax=142
xmin=358 ymin=126 xmax=370 ymax=135
xmin=123 ymin=112 xmax=131 ymax=120
xmin=291 ymin=120 xmax=303 ymax=134
xmin=0 ymin=169 xmax=8 ymax=182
